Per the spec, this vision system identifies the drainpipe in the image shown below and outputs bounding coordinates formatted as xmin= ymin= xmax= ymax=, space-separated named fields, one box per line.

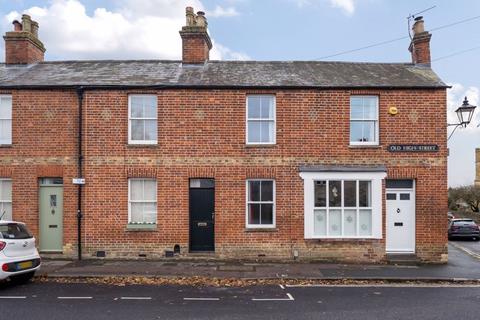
xmin=76 ymin=87 xmax=84 ymax=260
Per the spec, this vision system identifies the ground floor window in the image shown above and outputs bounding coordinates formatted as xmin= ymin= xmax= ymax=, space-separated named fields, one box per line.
xmin=246 ymin=179 xmax=275 ymax=228
xmin=0 ymin=179 xmax=12 ymax=221
xmin=128 ymin=178 xmax=157 ymax=224
xmin=300 ymin=171 xmax=385 ymax=239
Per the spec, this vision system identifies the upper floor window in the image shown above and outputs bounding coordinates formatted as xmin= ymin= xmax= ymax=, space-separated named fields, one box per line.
xmin=0 ymin=95 xmax=12 ymax=145
xmin=246 ymin=95 xmax=275 ymax=144
xmin=0 ymin=179 xmax=12 ymax=221
xmin=128 ymin=95 xmax=157 ymax=144
xmin=350 ymin=96 xmax=379 ymax=145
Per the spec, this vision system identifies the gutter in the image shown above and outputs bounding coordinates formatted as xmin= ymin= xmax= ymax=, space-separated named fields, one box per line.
xmin=0 ymin=84 xmax=452 ymax=90
xmin=76 ymin=87 xmax=84 ymax=261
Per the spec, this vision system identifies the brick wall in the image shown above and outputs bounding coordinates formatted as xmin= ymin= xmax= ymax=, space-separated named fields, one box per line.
xmin=0 ymin=87 xmax=448 ymax=263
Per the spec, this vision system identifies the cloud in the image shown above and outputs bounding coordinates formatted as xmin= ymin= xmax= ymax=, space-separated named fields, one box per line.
xmin=290 ymin=0 xmax=356 ymax=15
xmin=447 ymin=83 xmax=480 ymax=187
xmin=328 ymin=0 xmax=355 ymax=15
xmin=208 ymin=6 xmax=240 ymax=18
xmin=1 ymin=0 xmax=248 ymax=61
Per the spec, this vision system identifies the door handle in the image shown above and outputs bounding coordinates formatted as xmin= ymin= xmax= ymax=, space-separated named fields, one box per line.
xmin=212 ymin=212 xmax=215 ymax=220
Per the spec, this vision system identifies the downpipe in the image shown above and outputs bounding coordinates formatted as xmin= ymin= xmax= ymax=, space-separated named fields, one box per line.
xmin=76 ymin=87 xmax=84 ymax=260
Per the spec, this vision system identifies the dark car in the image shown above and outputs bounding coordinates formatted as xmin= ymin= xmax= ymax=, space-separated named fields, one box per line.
xmin=448 ymin=219 xmax=480 ymax=241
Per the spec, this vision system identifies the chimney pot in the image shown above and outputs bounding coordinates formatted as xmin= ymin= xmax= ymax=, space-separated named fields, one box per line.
xmin=31 ymin=21 xmax=39 ymax=38
xmin=12 ymin=20 xmax=22 ymax=32
xmin=21 ymin=14 xmax=32 ymax=33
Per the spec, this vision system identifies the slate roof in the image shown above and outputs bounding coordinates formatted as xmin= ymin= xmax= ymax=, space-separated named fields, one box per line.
xmin=0 ymin=60 xmax=447 ymax=89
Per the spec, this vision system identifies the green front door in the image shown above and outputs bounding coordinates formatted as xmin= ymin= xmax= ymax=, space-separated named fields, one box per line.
xmin=39 ymin=185 xmax=63 ymax=252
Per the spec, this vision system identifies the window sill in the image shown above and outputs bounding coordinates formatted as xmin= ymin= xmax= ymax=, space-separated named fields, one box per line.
xmin=245 ymin=144 xmax=276 ymax=148
xmin=0 ymin=144 xmax=12 ymax=148
xmin=305 ymin=237 xmax=378 ymax=241
xmin=349 ymin=144 xmax=382 ymax=149
xmin=126 ymin=144 xmax=158 ymax=148
xmin=245 ymin=227 xmax=278 ymax=232
xmin=126 ymin=224 xmax=157 ymax=231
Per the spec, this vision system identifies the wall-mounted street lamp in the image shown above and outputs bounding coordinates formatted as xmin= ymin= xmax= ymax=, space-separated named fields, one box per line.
xmin=448 ymin=97 xmax=477 ymax=140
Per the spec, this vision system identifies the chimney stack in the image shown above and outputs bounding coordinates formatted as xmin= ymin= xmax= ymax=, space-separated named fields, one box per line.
xmin=3 ymin=14 xmax=46 ymax=64
xmin=408 ymin=16 xmax=432 ymax=65
xmin=179 ymin=7 xmax=212 ymax=64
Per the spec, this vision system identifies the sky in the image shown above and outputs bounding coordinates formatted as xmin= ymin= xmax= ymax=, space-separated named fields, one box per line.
xmin=0 ymin=0 xmax=479 ymax=187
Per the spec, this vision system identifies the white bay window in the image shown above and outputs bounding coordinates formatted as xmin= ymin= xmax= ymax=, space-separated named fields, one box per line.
xmin=300 ymin=170 xmax=385 ymax=239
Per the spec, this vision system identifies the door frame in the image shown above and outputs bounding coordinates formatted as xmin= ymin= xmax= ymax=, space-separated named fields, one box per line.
xmin=385 ymin=181 xmax=416 ymax=253
xmin=188 ymin=178 xmax=215 ymax=252
xmin=38 ymin=178 xmax=64 ymax=253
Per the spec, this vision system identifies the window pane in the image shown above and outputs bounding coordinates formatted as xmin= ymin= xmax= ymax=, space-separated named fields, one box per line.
xmin=130 ymin=203 xmax=143 ymax=223
xmin=248 ymin=204 xmax=260 ymax=224
xmin=400 ymin=193 xmax=410 ymax=200
xmin=329 ymin=181 xmax=342 ymax=207
xmin=363 ymin=99 xmax=377 ymax=119
xmin=329 ymin=209 xmax=342 ymax=236
xmin=130 ymin=97 xmax=143 ymax=117
xmin=314 ymin=181 xmax=326 ymax=207
xmin=144 ymin=120 xmax=157 ymax=141
xmin=314 ymin=209 xmax=326 ymax=236
xmin=350 ymin=121 xmax=375 ymax=143
xmin=359 ymin=209 xmax=372 ymax=236
xmin=0 ymin=180 xmax=12 ymax=201
xmin=0 ymin=203 xmax=12 ymax=221
xmin=247 ymin=96 xmax=261 ymax=118
xmin=131 ymin=120 xmax=144 ymax=141
xmin=386 ymin=193 xmax=396 ymax=200
xmin=143 ymin=96 xmax=157 ymax=118
xmin=362 ymin=121 xmax=376 ymax=142
xmin=344 ymin=181 xmax=356 ymax=207
xmin=344 ymin=209 xmax=357 ymax=236
xmin=359 ymin=181 xmax=371 ymax=207
xmin=0 ymin=97 xmax=12 ymax=119
xmin=260 ymin=181 xmax=273 ymax=201
xmin=247 ymin=121 xmax=261 ymax=143
xmin=248 ymin=181 xmax=260 ymax=201
xmin=350 ymin=103 xmax=363 ymax=119
xmin=143 ymin=203 xmax=157 ymax=223
xmin=143 ymin=180 xmax=156 ymax=201
xmin=261 ymin=204 xmax=273 ymax=225
xmin=260 ymin=97 xmax=274 ymax=119
xmin=130 ymin=180 xmax=143 ymax=200
xmin=260 ymin=121 xmax=274 ymax=143
xmin=0 ymin=120 xmax=12 ymax=144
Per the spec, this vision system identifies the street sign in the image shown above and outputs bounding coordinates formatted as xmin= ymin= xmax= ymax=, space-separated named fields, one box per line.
xmin=387 ymin=145 xmax=439 ymax=152
xmin=72 ymin=178 xmax=86 ymax=185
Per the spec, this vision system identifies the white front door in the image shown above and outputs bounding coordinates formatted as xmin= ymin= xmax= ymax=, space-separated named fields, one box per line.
xmin=386 ymin=189 xmax=415 ymax=253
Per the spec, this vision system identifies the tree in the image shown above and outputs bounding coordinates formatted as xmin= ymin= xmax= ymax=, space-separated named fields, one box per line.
xmin=449 ymin=185 xmax=480 ymax=212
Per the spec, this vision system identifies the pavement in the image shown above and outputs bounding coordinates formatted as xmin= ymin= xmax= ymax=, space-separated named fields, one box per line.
xmin=35 ymin=241 xmax=480 ymax=281
xmin=1 ymin=281 xmax=480 ymax=320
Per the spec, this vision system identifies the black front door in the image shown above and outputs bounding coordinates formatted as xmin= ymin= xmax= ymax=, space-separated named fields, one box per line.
xmin=189 ymin=179 xmax=215 ymax=252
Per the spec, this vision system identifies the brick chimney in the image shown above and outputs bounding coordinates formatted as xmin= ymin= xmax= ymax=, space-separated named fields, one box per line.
xmin=3 ymin=14 xmax=46 ymax=64
xmin=179 ymin=7 xmax=212 ymax=64
xmin=408 ymin=16 xmax=432 ymax=65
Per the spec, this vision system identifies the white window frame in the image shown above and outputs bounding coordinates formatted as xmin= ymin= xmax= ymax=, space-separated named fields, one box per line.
xmin=349 ymin=95 xmax=379 ymax=146
xmin=0 ymin=178 xmax=12 ymax=221
xmin=128 ymin=178 xmax=157 ymax=224
xmin=246 ymin=95 xmax=276 ymax=145
xmin=128 ymin=95 xmax=158 ymax=145
xmin=0 ymin=95 xmax=12 ymax=145
xmin=300 ymin=171 xmax=386 ymax=239
xmin=246 ymin=179 xmax=276 ymax=228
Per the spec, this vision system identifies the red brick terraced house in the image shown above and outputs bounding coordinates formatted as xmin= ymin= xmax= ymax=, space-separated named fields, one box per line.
xmin=0 ymin=9 xmax=449 ymax=263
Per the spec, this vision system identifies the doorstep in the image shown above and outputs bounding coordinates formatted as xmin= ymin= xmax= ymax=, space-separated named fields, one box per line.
xmin=386 ymin=253 xmax=420 ymax=266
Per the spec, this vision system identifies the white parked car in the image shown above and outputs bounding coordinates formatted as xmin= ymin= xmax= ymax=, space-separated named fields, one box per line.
xmin=0 ymin=221 xmax=41 ymax=283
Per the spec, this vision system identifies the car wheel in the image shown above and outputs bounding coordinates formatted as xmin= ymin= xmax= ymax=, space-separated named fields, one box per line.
xmin=10 ymin=271 xmax=35 ymax=284
xmin=474 ymin=237 xmax=480 ymax=241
